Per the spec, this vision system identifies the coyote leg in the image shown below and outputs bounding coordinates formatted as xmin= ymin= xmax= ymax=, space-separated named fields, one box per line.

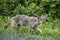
xmin=36 ymin=28 xmax=42 ymax=34
xmin=4 ymin=21 xmax=10 ymax=29
xmin=33 ymin=26 xmax=42 ymax=34
xmin=27 ymin=26 xmax=31 ymax=33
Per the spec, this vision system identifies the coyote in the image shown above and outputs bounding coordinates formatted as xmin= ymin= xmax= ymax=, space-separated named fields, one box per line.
xmin=5 ymin=14 xmax=48 ymax=34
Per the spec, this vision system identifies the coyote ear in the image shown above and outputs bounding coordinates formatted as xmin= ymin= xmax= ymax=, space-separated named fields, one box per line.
xmin=37 ymin=14 xmax=48 ymax=19
xmin=41 ymin=14 xmax=48 ymax=18
xmin=45 ymin=14 xmax=48 ymax=17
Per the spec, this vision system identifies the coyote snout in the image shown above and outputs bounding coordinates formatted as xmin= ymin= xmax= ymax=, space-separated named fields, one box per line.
xmin=5 ymin=14 xmax=48 ymax=34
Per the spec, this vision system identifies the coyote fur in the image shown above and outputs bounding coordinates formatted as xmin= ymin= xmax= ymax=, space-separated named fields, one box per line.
xmin=5 ymin=14 xmax=48 ymax=34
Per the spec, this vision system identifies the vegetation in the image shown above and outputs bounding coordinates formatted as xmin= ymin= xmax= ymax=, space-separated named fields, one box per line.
xmin=0 ymin=0 xmax=60 ymax=40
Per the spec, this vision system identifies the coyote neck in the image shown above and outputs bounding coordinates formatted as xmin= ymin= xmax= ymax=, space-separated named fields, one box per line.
xmin=37 ymin=17 xmax=40 ymax=25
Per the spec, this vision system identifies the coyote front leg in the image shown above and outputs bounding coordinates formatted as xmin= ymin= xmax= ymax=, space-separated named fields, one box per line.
xmin=32 ymin=26 xmax=42 ymax=34
xmin=36 ymin=28 xmax=42 ymax=34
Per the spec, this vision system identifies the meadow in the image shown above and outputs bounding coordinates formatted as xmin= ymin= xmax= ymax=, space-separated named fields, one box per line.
xmin=0 ymin=16 xmax=60 ymax=40
xmin=0 ymin=0 xmax=60 ymax=40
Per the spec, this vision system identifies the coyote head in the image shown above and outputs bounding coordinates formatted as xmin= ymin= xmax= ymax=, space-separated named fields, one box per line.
xmin=38 ymin=14 xmax=48 ymax=24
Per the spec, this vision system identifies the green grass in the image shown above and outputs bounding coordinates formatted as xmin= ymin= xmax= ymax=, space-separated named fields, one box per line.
xmin=0 ymin=16 xmax=60 ymax=40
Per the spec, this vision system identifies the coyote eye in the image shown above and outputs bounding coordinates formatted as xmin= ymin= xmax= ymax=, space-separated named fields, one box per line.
xmin=39 ymin=19 xmax=43 ymax=21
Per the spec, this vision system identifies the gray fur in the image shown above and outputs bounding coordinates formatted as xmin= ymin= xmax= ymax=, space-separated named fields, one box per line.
xmin=5 ymin=14 xmax=48 ymax=34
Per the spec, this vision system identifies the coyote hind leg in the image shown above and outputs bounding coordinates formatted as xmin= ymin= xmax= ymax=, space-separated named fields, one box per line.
xmin=4 ymin=20 xmax=17 ymax=29
xmin=4 ymin=21 xmax=10 ymax=29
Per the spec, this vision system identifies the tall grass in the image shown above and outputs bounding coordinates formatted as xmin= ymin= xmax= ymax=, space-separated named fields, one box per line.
xmin=0 ymin=16 xmax=60 ymax=40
